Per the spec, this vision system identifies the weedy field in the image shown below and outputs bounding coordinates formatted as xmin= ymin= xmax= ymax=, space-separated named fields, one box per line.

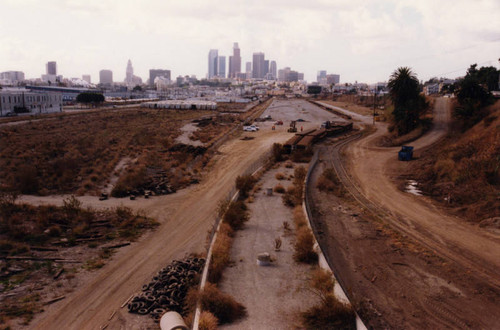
xmin=411 ymin=101 xmax=500 ymax=222
xmin=0 ymin=194 xmax=158 ymax=325
xmin=0 ymin=108 xmax=240 ymax=196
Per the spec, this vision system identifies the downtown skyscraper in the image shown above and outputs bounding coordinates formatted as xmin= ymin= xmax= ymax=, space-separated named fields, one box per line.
xmin=252 ymin=52 xmax=265 ymax=79
xmin=208 ymin=49 xmax=218 ymax=79
xmin=228 ymin=42 xmax=241 ymax=78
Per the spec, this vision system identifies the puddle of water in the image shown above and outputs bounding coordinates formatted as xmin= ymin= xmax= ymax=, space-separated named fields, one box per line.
xmin=405 ymin=180 xmax=422 ymax=196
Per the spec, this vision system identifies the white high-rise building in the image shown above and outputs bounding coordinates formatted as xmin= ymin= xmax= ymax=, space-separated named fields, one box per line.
xmin=125 ymin=59 xmax=134 ymax=84
xmin=82 ymin=75 xmax=91 ymax=84
xmin=270 ymin=61 xmax=277 ymax=80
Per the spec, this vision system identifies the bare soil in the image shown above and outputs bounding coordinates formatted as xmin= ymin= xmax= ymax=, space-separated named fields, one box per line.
xmin=319 ymin=100 xmax=374 ymax=117
xmin=13 ymin=98 xmax=337 ymax=329
xmin=308 ymin=98 xmax=500 ymax=328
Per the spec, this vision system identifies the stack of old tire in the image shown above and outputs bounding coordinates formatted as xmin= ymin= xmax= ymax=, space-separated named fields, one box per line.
xmin=128 ymin=257 xmax=205 ymax=321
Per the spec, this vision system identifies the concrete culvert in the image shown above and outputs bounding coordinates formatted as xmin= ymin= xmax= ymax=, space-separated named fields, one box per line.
xmin=160 ymin=311 xmax=188 ymax=330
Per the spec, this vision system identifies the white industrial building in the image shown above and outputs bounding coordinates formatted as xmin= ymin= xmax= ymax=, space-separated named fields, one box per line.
xmin=142 ymin=100 xmax=217 ymax=110
xmin=0 ymin=88 xmax=63 ymax=116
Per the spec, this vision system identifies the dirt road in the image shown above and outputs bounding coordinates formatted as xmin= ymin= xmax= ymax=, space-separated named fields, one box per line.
xmin=309 ymin=98 xmax=500 ymax=328
xmin=27 ymin=98 xmax=336 ymax=329
xmin=347 ymin=98 xmax=500 ymax=284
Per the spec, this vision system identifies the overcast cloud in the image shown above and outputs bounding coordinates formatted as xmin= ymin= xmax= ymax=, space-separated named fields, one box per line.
xmin=1 ymin=0 xmax=499 ymax=83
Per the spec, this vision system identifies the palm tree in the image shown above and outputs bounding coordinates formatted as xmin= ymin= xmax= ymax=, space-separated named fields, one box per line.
xmin=388 ymin=67 xmax=425 ymax=135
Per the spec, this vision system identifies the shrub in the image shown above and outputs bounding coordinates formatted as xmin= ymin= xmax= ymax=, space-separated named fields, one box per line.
xmin=223 ymin=201 xmax=248 ymax=231
xmin=294 ymin=227 xmax=318 ymax=264
xmin=293 ymin=206 xmax=307 ymax=228
xmin=294 ymin=166 xmax=307 ymax=182
xmin=272 ymin=143 xmax=284 ymax=162
xmin=62 ymin=195 xmax=82 ymax=217
xmin=317 ymin=168 xmax=344 ymax=196
xmin=208 ymin=223 xmax=233 ymax=283
xmin=282 ymin=186 xmax=297 ymax=207
xmin=273 ymin=184 xmax=285 ymax=193
xmin=310 ymin=268 xmax=334 ymax=299
xmin=198 ymin=283 xmax=247 ymax=324
xmin=275 ymin=172 xmax=285 ymax=180
xmin=302 ymin=295 xmax=355 ymax=330
xmin=111 ymin=166 xmax=148 ymax=197
xmin=15 ymin=165 xmax=39 ymax=194
xmin=198 ymin=311 xmax=219 ymax=330
xmin=291 ymin=149 xmax=313 ymax=163
xmin=235 ymin=175 xmax=257 ymax=199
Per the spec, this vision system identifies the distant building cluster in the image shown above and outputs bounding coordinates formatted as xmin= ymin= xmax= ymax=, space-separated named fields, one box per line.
xmin=208 ymin=43 xmax=282 ymax=81
xmin=0 ymin=71 xmax=25 ymax=85
xmin=317 ymin=70 xmax=340 ymax=85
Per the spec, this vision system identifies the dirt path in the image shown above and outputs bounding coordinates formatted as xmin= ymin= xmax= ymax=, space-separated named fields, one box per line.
xmin=26 ymin=99 xmax=336 ymax=329
xmin=347 ymin=98 xmax=500 ymax=283
xmin=309 ymin=98 xmax=500 ymax=328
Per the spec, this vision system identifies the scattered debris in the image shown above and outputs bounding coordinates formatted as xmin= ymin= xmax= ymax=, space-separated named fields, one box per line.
xmin=128 ymin=257 xmax=205 ymax=321
xmin=45 ymin=295 xmax=66 ymax=305
xmin=53 ymin=268 xmax=65 ymax=279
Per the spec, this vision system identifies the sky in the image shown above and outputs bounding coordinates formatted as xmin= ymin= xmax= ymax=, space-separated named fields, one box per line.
xmin=1 ymin=0 xmax=499 ymax=84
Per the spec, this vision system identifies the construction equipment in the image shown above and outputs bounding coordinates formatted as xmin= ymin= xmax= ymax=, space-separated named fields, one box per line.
xmin=288 ymin=120 xmax=297 ymax=133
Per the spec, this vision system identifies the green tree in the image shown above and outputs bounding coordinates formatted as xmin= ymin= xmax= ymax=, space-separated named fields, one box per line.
xmin=76 ymin=92 xmax=105 ymax=107
xmin=463 ymin=64 xmax=499 ymax=92
xmin=307 ymin=85 xmax=322 ymax=95
xmin=454 ymin=64 xmax=495 ymax=129
xmin=387 ymin=67 xmax=427 ymax=135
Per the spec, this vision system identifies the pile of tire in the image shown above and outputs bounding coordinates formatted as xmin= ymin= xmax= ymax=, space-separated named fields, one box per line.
xmin=128 ymin=257 xmax=205 ymax=321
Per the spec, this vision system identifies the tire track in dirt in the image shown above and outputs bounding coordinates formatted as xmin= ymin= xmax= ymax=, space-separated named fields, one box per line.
xmin=310 ymin=98 xmax=500 ymax=328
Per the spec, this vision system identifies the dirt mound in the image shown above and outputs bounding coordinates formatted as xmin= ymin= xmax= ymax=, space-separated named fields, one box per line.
xmin=411 ymin=101 xmax=500 ymax=221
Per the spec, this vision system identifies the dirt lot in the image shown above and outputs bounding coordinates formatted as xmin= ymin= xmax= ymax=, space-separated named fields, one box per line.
xmin=219 ymin=163 xmax=317 ymax=330
xmin=308 ymin=98 xmax=500 ymax=328
xmin=319 ymin=100 xmax=374 ymax=117
xmin=15 ymin=98 xmax=338 ymax=329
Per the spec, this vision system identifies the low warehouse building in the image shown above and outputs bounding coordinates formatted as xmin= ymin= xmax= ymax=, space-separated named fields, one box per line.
xmin=0 ymin=88 xmax=62 ymax=116
xmin=142 ymin=100 xmax=217 ymax=110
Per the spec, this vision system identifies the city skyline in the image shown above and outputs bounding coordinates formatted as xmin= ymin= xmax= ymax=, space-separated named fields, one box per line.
xmin=0 ymin=1 xmax=499 ymax=83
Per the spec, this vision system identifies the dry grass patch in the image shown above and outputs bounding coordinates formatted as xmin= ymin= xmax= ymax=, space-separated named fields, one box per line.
xmin=293 ymin=205 xmax=308 ymax=228
xmin=294 ymin=227 xmax=318 ymax=264
xmin=0 ymin=108 xmax=245 ymax=196
xmin=317 ymin=167 xmax=345 ymax=197
xmin=208 ymin=223 xmax=233 ymax=284
xmin=198 ymin=311 xmax=219 ymax=330
xmin=223 ymin=201 xmax=248 ymax=231
xmin=195 ymin=283 xmax=247 ymax=325
xmin=303 ymin=267 xmax=354 ymax=329
xmin=302 ymin=295 xmax=355 ymax=330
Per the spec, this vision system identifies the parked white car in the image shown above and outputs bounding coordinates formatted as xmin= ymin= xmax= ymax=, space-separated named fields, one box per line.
xmin=250 ymin=125 xmax=259 ymax=130
xmin=243 ymin=126 xmax=257 ymax=132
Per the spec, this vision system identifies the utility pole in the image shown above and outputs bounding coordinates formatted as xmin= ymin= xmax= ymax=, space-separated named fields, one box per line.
xmin=372 ymin=89 xmax=376 ymax=125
